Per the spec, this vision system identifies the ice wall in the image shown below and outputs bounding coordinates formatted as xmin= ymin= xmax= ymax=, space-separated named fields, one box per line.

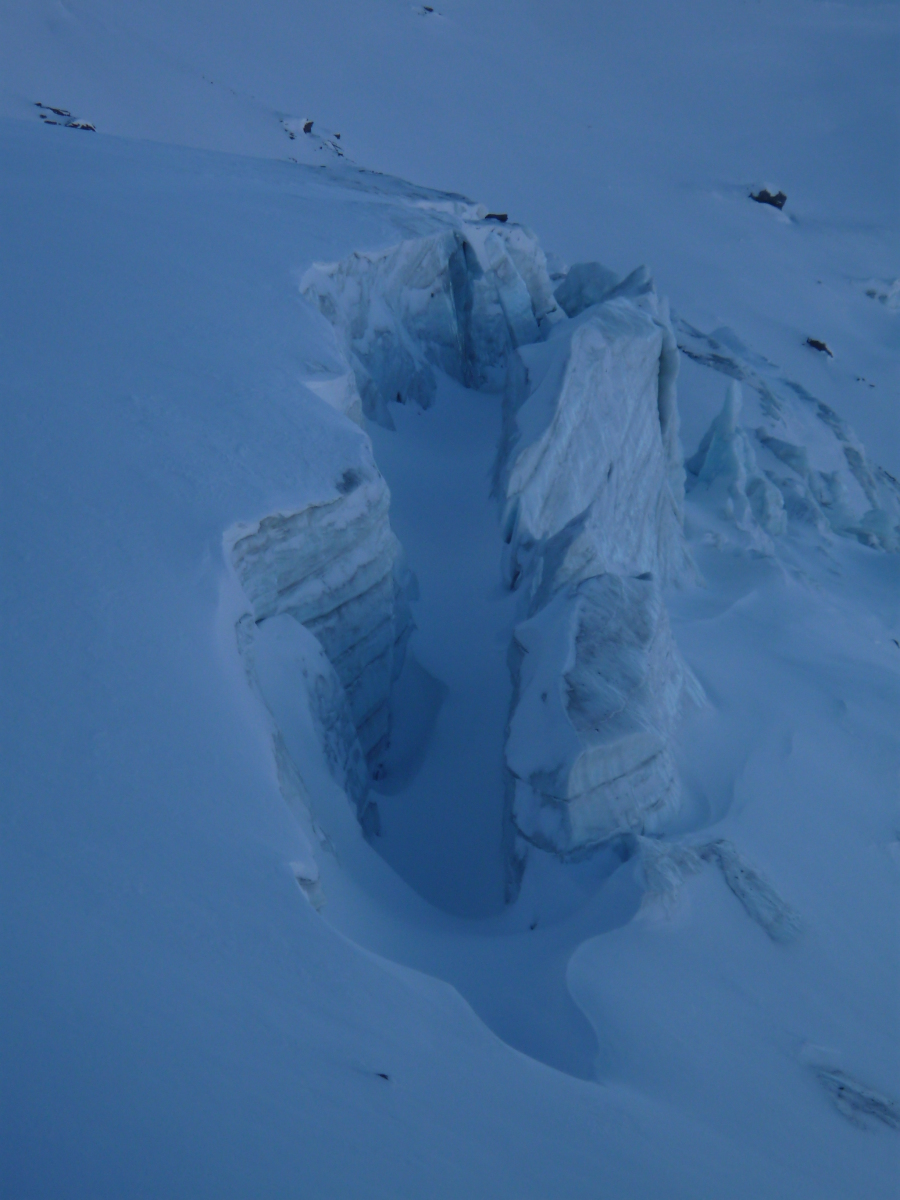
xmin=228 ymin=446 xmax=411 ymax=771
xmin=300 ymin=219 xmax=562 ymax=424
xmin=498 ymin=269 xmax=698 ymax=858
xmin=498 ymin=286 xmax=691 ymax=599
xmin=507 ymin=576 xmax=689 ymax=856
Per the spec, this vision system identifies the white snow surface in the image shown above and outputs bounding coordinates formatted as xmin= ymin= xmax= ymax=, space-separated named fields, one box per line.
xmin=2 ymin=3 xmax=899 ymax=1198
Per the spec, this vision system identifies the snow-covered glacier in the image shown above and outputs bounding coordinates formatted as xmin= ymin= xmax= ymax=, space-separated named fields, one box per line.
xmin=5 ymin=2 xmax=900 ymax=1195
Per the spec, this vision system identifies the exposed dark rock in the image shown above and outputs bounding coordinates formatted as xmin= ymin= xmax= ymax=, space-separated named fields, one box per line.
xmin=303 ymin=119 xmax=314 ymax=133
xmin=750 ymin=188 xmax=787 ymax=210
xmin=815 ymin=1067 xmax=900 ymax=1130
xmin=806 ymin=337 xmax=833 ymax=357
xmin=485 ymin=212 xmax=508 ymax=222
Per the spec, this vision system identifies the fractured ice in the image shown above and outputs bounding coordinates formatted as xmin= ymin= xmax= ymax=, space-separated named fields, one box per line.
xmin=300 ymin=219 xmax=561 ymax=424
xmin=506 ymin=576 xmax=690 ymax=856
xmin=687 ymin=382 xmax=787 ymax=550
xmin=680 ymin=324 xmax=900 ymax=552
xmin=498 ymin=265 xmax=699 ymax=858
xmin=227 ymin=442 xmax=411 ymax=771
xmin=231 ymin=227 xmax=761 ymax=868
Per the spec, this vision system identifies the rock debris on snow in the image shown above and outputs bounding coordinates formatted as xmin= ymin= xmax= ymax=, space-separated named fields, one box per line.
xmin=750 ymin=188 xmax=787 ymax=209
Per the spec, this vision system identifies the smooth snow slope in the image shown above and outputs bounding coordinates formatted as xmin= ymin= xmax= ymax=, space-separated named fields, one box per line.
xmin=0 ymin=116 xmax=798 ymax=1200
xmin=2 ymin=1 xmax=899 ymax=1197
xmin=2 ymin=0 xmax=897 ymax=471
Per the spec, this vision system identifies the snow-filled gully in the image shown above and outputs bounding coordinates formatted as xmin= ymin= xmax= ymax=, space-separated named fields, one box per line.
xmin=226 ymin=216 xmax=900 ymax=1082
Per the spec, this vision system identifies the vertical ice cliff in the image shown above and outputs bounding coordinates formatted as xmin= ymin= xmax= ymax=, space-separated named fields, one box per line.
xmin=498 ymin=265 xmax=698 ymax=859
xmin=300 ymin=219 xmax=561 ymax=424
xmin=506 ymin=575 xmax=689 ymax=856
xmin=498 ymin=284 xmax=691 ymax=597
xmin=228 ymin=446 xmax=411 ymax=774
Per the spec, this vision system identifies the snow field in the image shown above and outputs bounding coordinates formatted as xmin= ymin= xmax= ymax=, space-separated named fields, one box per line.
xmin=3 ymin=1 xmax=899 ymax=1196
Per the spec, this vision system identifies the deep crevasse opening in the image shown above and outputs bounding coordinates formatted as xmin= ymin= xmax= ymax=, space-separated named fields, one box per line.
xmin=366 ymin=377 xmax=516 ymax=917
xmin=228 ymin=212 xmax=897 ymax=1079
xmin=225 ymin=215 xmax=696 ymax=1077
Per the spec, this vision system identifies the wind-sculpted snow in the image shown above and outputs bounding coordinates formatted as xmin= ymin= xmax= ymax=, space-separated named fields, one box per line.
xmin=300 ymin=219 xmax=561 ymax=424
xmin=251 ymin=614 xmax=370 ymax=820
xmin=633 ymin=835 xmax=801 ymax=944
xmin=679 ymin=323 xmax=900 ymax=552
xmin=228 ymin=450 xmax=411 ymax=771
